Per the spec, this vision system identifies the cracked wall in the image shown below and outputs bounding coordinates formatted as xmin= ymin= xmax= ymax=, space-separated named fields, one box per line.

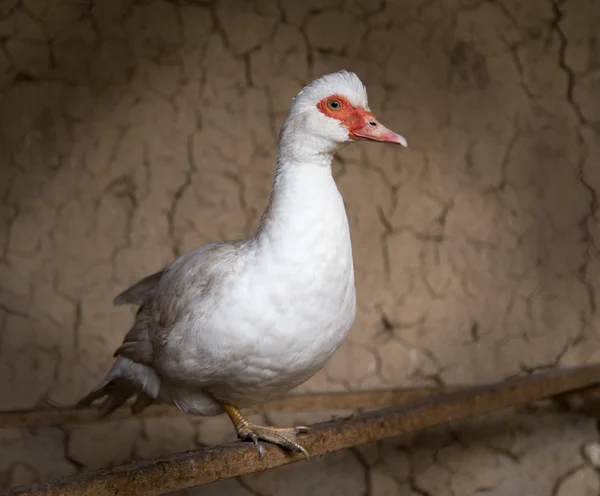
xmin=1 ymin=0 xmax=600 ymax=494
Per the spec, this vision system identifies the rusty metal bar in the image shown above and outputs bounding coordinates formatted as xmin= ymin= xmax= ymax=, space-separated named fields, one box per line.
xmin=0 ymin=388 xmax=455 ymax=429
xmin=7 ymin=364 xmax=600 ymax=496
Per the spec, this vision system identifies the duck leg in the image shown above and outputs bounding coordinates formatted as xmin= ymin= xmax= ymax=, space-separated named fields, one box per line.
xmin=222 ymin=404 xmax=310 ymax=459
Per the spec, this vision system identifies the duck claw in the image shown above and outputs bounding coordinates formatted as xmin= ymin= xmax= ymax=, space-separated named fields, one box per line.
xmin=237 ymin=424 xmax=310 ymax=460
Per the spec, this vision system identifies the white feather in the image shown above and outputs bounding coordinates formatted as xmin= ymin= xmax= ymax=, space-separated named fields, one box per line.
xmin=82 ymin=71 xmax=381 ymax=416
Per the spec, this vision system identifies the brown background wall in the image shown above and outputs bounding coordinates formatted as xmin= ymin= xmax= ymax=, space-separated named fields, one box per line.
xmin=1 ymin=0 xmax=600 ymax=494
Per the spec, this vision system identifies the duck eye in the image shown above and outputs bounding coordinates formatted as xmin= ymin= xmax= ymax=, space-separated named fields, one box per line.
xmin=328 ymin=99 xmax=342 ymax=111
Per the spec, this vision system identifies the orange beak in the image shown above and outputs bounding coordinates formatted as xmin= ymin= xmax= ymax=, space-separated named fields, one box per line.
xmin=350 ymin=116 xmax=407 ymax=146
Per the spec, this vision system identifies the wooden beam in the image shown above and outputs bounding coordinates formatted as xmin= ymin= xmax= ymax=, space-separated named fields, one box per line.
xmin=0 ymin=388 xmax=455 ymax=429
xmin=8 ymin=365 xmax=600 ymax=496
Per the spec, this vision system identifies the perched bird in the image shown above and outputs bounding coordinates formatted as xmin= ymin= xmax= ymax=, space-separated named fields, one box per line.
xmin=77 ymin=70 xmax=407 ymax=458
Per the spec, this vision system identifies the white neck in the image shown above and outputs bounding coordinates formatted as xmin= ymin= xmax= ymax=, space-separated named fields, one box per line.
xmin=254 ymin=154 xmax=350 ymax=266
xmin=250 ymin=106 xmax=353 ymax=268
xmin=257 ymin=158 xmax=335 ymax=241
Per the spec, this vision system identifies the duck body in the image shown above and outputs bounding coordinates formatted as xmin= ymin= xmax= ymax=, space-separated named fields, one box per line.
xmin=154 ymin=162 xmax=355 ymax=414
xmin=78 ymin=70 xmax=406 ymax=456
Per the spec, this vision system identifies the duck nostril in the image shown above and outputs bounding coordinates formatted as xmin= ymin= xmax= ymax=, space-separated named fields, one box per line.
xmin=369 ymin=121 xmax=377 ymax=127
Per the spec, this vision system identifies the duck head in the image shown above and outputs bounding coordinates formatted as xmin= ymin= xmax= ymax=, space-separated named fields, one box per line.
xmin=279 ymin=71 xmax=407 ymax=162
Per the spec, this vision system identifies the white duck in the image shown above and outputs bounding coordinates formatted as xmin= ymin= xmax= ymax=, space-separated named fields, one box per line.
xmin=77 ymin=70 xmax=407 ymax=458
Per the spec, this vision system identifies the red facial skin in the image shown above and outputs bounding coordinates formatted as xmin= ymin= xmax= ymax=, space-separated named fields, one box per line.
xmin=316 ymin=95 xmax=406 ymax=146
xmin=316 ymin=95 xmax=374 ymax=136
